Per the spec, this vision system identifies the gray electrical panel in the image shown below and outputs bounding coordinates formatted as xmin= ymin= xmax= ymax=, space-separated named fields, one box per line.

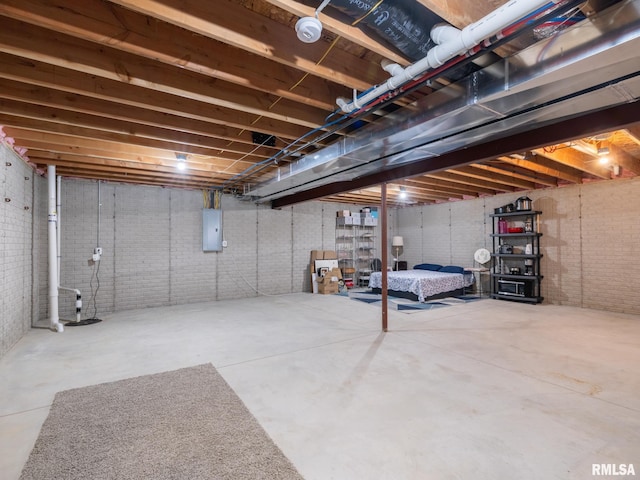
xmin=202 ymin=209 xmax=223 ymax=252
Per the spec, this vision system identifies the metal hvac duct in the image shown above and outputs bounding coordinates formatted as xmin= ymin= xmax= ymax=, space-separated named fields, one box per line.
xmin=247 ymin=0 xmax=640 ymax=203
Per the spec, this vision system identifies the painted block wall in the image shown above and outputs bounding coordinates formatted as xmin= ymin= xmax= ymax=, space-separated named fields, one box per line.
xmin=395 ymin=177 xmax=640 ymax=314
xmin=39 ymin=178 xmax=368 ymax=321
xmin=0 ymin=145 xmax=34 ymax=358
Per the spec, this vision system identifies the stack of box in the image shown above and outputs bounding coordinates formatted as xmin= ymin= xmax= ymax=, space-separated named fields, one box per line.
xmin=309 ymin=250 xmax=338 ymax=293
xmin=316 ymin=267 xmax=342 ymax=295
xmin=336 ymin=210 xmax=357 ymax=225
xmin=335 ymin=209 xmax=378 ymax=226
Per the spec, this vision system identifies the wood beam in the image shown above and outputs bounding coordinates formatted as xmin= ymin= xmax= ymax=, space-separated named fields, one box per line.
xmin=13 ymin=144 xmax=244 ymax=177
xmin=533 ymin=146 xmax=611 ymax=179
xmin=263 ymin=0 xmax=409 ymax=66
xmin=499 ymin=155 xmax=584 ymax=184
xmin=3 ymin=126 xmax=271 ymax=163
xmin=0 ymin=0 xmax=349 ymax=112
xmin=32 ymin=155 xmax=229 ymax=182
xmin=0 ymin=116 xmax=267 ymax=160
xmin=609 ymin=144 xmax=640 ymax=176
xmin=483 ymin=160 xmax=559 ymax=187
xmin=625 ymin=125 xmax=640 ymax=145
xmin=0 ymin=53 xmax=303 ymax=146
xmin=0 ymin=20 xmax=327 ymax=131
xmin=0 ymin=95 xmax=292 ymax=158
xmin=406 ymin=176 xmax=497 ymax=196
xmin=448 ymin=165 xmax=536 ymax=190
xmin=108 ymin=0 xmax=387 ymax=90
xmin=429 ymin=171 xmax=514 ymax=192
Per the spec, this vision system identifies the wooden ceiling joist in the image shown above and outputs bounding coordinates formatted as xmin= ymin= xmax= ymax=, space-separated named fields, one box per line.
xmin=0 ymin=0 xmax=636 ymax=205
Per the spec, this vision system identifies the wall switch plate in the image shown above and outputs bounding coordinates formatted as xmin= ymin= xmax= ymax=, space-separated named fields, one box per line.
xmin=222 ymin=240 xmax=228 ymax=247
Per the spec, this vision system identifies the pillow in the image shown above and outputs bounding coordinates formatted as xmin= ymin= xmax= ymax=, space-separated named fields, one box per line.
xmin=413 ymin=263 xmax=442 ymax=271
xmin=439 ymin=265 xmax=465 ymax=274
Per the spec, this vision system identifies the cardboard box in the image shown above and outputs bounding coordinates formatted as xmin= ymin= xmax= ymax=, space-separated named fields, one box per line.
xmin=336 ymin=216 xmax=356 ymax=225
xmin=336 ymin=210 xmax=351 ymax=217
xmin=316 ymin=267 xmax=342 ymax=294
xmin=323 ymin=250 xmax=337 ymax=260
xmin=317 ymin=282 xmax=339 ymax=294
xmin=310 ymin=250 xmax=323 ymax=267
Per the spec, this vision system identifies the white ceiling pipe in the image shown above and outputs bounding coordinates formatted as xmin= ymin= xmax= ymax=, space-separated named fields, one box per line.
xmin=430 ymin=24 xmax=462 ymax=45
xmin=337 ymin=0 xmax=561 ymax=113
xmin=48 ymin=165 xmax=63 ymax=333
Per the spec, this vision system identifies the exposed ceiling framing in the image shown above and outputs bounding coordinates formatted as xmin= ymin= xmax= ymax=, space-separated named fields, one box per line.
xmin=0 ymin=0 xmax=638 ymax=207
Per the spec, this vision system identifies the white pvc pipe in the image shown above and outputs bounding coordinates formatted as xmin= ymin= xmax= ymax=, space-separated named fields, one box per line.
xmin=48 ymin=166 xmax=63 ymax=332
xmin=337 ymin=0 xmax=559 ymax=113
xmin=56 ymin=175 xmax=61 ymax=285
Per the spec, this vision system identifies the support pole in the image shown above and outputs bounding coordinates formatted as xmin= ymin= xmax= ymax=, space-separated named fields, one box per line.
xmin=381 ymin=183 xmax=388 ymax=332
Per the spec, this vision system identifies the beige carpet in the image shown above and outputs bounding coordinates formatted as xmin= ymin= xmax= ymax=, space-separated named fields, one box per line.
xmin=20 ymin=364 xmax=303 ymax=480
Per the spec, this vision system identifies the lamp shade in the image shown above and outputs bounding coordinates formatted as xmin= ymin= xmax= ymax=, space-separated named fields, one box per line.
xmin=392 ymin=236 xmax=404 ymax=247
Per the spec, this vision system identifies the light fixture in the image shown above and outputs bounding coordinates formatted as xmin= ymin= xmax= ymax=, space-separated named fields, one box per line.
xmin=399 ymin=185 xmax=408 ymax=200
xmin=295 ymin=0 xmax=331 ymax=43
xmin=175 ymin=153 xmax=187 ymax=172
xmin=597 ymin=142 xmax=610 ymax=164
xmin=392 ymin=236 xmax=404 ymax=262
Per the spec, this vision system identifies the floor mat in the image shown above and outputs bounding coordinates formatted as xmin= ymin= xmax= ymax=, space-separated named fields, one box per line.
xmin=349 ymin=291 xmax=483 ymax=313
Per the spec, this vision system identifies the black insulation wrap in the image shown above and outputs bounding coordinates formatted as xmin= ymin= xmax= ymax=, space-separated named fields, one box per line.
xmin=328 ymin=0 xmax=443 ymax=61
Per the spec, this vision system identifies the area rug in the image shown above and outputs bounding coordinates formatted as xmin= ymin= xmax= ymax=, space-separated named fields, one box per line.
xmin=349 ymin=291 xmax=482 ymax=313
xmin=20 ymin=364 xmax=303 ymax=480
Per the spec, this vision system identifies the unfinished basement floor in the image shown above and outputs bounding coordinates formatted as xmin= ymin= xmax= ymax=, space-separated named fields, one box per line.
xmin=1 ymin=293 xmax=639 ymax=479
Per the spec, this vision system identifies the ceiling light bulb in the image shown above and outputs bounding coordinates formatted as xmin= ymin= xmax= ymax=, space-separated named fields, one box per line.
xmin=598 ymin=156 xmax=609 ymax=165
xmin=177 ymin=160 xmax=187 ymax=171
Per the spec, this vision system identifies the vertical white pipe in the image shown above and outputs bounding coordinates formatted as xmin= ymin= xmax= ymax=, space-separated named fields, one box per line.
xmin=56 ymin=175 xmax=61 ymax=285
xmin=48 ymin=166 xmax=63 ymax=333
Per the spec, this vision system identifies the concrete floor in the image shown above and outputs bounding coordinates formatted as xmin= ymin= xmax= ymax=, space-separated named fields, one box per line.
xmin=1 ymin=293 xmax=639 ymax=479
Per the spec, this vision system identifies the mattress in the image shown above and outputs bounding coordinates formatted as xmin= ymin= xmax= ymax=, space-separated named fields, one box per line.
xmin=368 ymin=269 xmax=473 ymax=302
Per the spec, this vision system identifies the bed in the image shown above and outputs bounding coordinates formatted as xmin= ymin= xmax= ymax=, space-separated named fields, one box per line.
xmin=368 ymin=264 xmax=474 ymax=302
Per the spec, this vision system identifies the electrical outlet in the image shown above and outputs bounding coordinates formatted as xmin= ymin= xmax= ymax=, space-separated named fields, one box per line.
xmin=92 ymin=253 xmax=101 ymax=262
xmin=222 ymin=240 xmax=228 ymax=248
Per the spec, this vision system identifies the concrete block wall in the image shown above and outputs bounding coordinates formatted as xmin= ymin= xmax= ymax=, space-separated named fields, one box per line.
xmin=580 ymin=179 xmax=639 ymax=312
xmin=395 ymin=177 xmax=640 ymax=314
xmin=0 ymin=145 xmax=34 ymax=357
xmin=38 ymin=178 xmax=370 ymax=321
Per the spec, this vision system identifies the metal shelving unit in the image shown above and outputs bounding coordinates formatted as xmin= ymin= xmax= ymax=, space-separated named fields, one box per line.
xmin=335 ymin=219 xmax=376 ymax=288
xmin=490 ymin=210 xmax=543 ymax=304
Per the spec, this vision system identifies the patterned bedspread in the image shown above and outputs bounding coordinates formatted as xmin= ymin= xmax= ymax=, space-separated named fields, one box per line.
xmin=368 ymin=269 xmax=474 ymax=302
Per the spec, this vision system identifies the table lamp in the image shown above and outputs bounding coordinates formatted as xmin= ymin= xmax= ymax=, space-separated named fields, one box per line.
xmin=392 ymin=236 xmax=404 ymax=261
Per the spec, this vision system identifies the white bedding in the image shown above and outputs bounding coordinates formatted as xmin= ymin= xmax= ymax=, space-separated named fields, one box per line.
xmin=368 ymin=269 xmax=474 ymax=302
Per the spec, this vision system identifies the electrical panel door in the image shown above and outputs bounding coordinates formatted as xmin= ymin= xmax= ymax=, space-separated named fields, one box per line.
xmin=202 ymin=209 xmax=223 ymax=252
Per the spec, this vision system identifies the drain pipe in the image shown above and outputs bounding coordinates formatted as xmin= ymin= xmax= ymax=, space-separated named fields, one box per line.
xmin=56 ymin=175 xmax=61 ymax=284
xmin=337 ymin=0 xmax=561 ymax=113
xmin=47 ymin=165 xmax=63 ymax=332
